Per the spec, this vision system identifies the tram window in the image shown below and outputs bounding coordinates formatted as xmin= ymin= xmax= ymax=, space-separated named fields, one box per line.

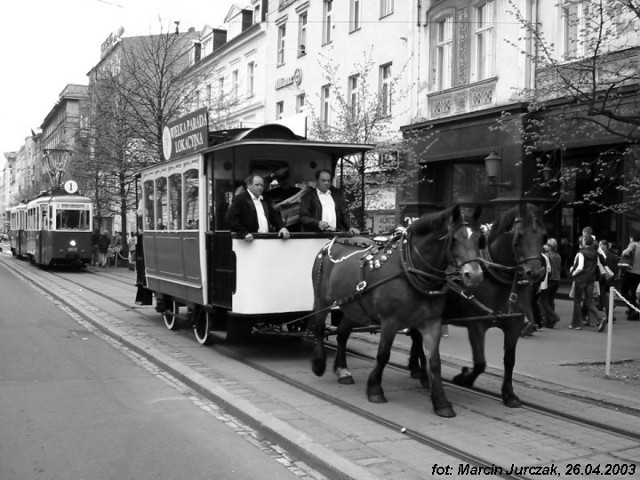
xmin=41 ymin=205 xmax=48 ymax=230
xmin=168 ymin=173 xmax=182 ymax=230
xmin=184 ymin=169 xmax=199 ymax=229
xmin=143 ymin=180 xmax=154 ymax=231
xmin=55 ymin=209 xmax=89 ymax=230
xmin=155 ymin=177 xmax=168 ymax=230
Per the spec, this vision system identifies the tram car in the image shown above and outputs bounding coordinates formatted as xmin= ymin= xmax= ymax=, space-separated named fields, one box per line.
xmin=9 ymin=187 xmax=93 ymax=267
xmin=8 ymin=203 xmax=27 ymax=258
xmin=136 ymin=123 xmax=373 ymax=345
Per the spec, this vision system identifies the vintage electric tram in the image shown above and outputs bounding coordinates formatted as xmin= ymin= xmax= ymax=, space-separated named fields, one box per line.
xmin=8 ymin=183 xmax=93 ymax=267
xmin=136 ymin=122 xmax=373 ymax=345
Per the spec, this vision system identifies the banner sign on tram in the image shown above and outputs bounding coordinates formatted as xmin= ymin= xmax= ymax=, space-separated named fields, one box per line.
xmin=162 ymin=107 xmax=209 ymax=161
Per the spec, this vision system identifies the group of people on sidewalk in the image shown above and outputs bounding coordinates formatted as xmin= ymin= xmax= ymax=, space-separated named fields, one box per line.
xmin=532 ymin=227 xmax=640 ymax=334
xmin=91 ymin=230 xmax=126 ymax=268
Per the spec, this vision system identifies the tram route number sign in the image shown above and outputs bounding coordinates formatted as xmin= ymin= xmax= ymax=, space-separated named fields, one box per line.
xmin=64 ymin=180 xmax=78 ymax=194
xmin=163 ymin=107 xmax=209 ymax=161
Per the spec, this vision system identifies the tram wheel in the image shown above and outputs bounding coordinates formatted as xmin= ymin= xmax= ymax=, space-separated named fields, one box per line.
xmin=163 ymin=298 xmax=180 ymax=330
xmin=194 ymin=310 xmax=213 ymax=346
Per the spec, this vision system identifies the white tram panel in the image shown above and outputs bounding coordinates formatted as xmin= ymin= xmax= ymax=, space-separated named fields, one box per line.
xmin=231 ymin=237 xmax=330 ymax=315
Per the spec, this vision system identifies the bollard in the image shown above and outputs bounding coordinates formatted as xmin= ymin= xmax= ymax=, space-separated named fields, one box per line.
xmin=605 ymin=286 xmax=614 ymax=377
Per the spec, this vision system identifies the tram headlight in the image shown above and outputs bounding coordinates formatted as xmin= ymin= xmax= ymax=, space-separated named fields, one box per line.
xmin=69 ymin=240 xmax=77 ymax=247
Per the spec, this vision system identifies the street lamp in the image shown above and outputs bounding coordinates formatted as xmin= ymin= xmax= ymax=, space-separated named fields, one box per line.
xmin=484 ymin=150 xmax=512 ymax=190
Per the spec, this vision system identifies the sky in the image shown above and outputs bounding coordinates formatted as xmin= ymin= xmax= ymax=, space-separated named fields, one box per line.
xmin=0 ymin=0 xmax=238 ymax=161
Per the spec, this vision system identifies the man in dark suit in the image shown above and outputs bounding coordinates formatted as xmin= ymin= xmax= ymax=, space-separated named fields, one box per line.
xmin=300 ymin=169 xmax=359 ymax=234
xmin=225 ymin=174 xmax=290 ymax=242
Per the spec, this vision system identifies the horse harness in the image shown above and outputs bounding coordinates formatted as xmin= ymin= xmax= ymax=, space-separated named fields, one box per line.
xmin=317 ymin=225 xmax=474 ymax=312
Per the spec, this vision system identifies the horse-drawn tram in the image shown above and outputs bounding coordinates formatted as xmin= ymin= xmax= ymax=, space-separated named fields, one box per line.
xmin=8 ymin=184 xmax=93 ymax=267
xmin=136 ymin=123 xmax=375 ymax=345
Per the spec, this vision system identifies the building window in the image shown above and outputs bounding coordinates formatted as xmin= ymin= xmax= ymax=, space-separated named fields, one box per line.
xmin=350 ymin=0 xmax=361 ymax=32
xmin=323 ymin=1 xmax=333 ymax=44
xmin=348 ymin=74 xmax=359 ymax=120
xmin=321 ymin=84 xmax=331 ymax=125
xmin=474 ymin=1 xmax=495 ymax=81
xmin=276 ymin=101 xmax=284 ymax=120
xmin=277 ymin=24 xmax=286 ymax=66
xmin=436 ymin=15 xmax=453 ymax=90
xmin=296 ymin=93 xmax=306 ymax=113
xmin=247 ymin=61 xmax=255 ymax=97
xmin=380 ymin=63 xmax=392 ymax=117
xmin=562 ymin=0 xmax=582 ymax=59
xmin=231 ymin=69 xmax=238 ymax=100
xmin=206 ymin=84 xmax=212 ymax=106
xmin=218 ymin=77 xmax=224 ymax=102
xmin=298 ymin=12 xmax=307 ymax=56
xmin=380 ymin=0 xmax=394 ymax=18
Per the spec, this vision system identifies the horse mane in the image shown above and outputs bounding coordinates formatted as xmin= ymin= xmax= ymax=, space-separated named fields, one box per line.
xmin=408 ymin=205 xmax=459 ymax=236
xmin=488 ymin=203 xmax=540 ymax=242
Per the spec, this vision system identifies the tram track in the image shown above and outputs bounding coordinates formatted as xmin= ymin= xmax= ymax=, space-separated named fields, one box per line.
xmin=4 ymin=256 xmax=640 ymax=479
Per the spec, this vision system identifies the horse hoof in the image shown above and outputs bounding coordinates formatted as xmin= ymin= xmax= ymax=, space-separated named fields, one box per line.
xmin=312 ymin=360 xmax=326 ymax=377
xmin=420 ymin=377 xmax=430 ymax=389
xmin=338 ymin=375 xmax=354 ymax=385
xmin=368 ymin=394 xmax=387 ymax=404
xmin=452 ymin=373 xmax=474 ymax=388
xmin=410 ymin=370 xmax=422 ymax=379
xmin=435 ymin=406 xmax=456 ymax=418
xmin=504 ymin=396 xmax=522 ymax=408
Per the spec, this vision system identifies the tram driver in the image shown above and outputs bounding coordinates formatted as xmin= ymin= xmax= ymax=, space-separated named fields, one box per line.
xmin=225 ymin=174 xmax=290 ymax=242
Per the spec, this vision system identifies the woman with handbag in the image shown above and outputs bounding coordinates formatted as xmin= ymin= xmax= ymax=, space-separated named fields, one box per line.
xmin=620 ymin=233 xmax=640 ymax=320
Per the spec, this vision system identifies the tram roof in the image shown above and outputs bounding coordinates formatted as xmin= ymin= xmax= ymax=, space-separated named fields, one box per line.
xmin=202 ymin=123 xmax=374 ymax=158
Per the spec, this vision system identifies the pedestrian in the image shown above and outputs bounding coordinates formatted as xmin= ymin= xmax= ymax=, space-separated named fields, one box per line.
xmin=299 ymin=169 xmax=360 ymax=235
xmin=569 ymin=234 xmax=605 ymax=330
xmin=110 ymin=231 xmax=123 ymax=267
xmin=539 ymin=238 xmax=562 ymax=328
xmin=620 ymin=232 xmax=640 ymax=320
xmin=597 ymin=238 xmax=617 ymax=331
xmin=97 ymin=230 xmax=111 ymax=268
xmin=91 ymin=229 xmax=100 ymax=266
xmin=127 ymin=232 xmax=137 ymax=264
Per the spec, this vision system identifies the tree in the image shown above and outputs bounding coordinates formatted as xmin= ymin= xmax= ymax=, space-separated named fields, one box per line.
xmin=306 ymin=49 xmax=430 ymax=228
xmin=503 ymin=0 xmax=640 ymax=214
xmin=76 ymin=23 xmax=205 ymax=247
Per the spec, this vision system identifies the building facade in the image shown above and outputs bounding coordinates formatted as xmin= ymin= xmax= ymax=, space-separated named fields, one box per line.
xmin=401 ymin=0 xmax=640 ymax=252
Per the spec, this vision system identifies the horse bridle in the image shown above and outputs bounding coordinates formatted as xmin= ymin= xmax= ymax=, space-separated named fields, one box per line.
xmin=509 ymin=217 xmax=544 ymax=269
xmin=408 ymin=222 xmax=480 ymax=278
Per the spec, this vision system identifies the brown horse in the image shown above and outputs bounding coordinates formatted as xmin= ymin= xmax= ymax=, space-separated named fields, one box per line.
xmin=310 ymin=205 xmax=484 ymax=418
xmin=408 ymin=202 xmax=547 ymax=407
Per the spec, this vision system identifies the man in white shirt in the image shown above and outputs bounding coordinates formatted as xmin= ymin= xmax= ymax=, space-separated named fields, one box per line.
xmin=225 ymin=174 xmax=290 ymax=242
xmin=299 ymin=170 xmax=359 ymax=234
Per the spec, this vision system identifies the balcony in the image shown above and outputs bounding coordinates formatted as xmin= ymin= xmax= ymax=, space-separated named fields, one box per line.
xmin=427 ymin=78 xmax=497 ymax=119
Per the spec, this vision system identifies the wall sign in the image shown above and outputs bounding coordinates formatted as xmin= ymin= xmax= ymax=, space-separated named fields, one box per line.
xmin=275 ymin=68 xmax=303 ymax=90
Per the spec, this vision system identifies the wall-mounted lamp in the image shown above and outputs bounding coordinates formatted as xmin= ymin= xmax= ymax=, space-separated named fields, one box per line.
xmin=542 ymin=163 xmax=554 ymax=182
xmin=484 ymin=150 xmax=512 ymax=190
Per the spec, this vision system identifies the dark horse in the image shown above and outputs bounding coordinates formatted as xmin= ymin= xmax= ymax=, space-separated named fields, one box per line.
xmin=409 ymin=203 xmax=547 ymax=407
xmin=310 ymin=205 xmax=484 ymax=418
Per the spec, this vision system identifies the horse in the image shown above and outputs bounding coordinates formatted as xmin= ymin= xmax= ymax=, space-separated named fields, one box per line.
xmin=408 ymin=202 xmax=547 ymax=408
xmin=309 ymin=205 xmax=484 ymax=418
